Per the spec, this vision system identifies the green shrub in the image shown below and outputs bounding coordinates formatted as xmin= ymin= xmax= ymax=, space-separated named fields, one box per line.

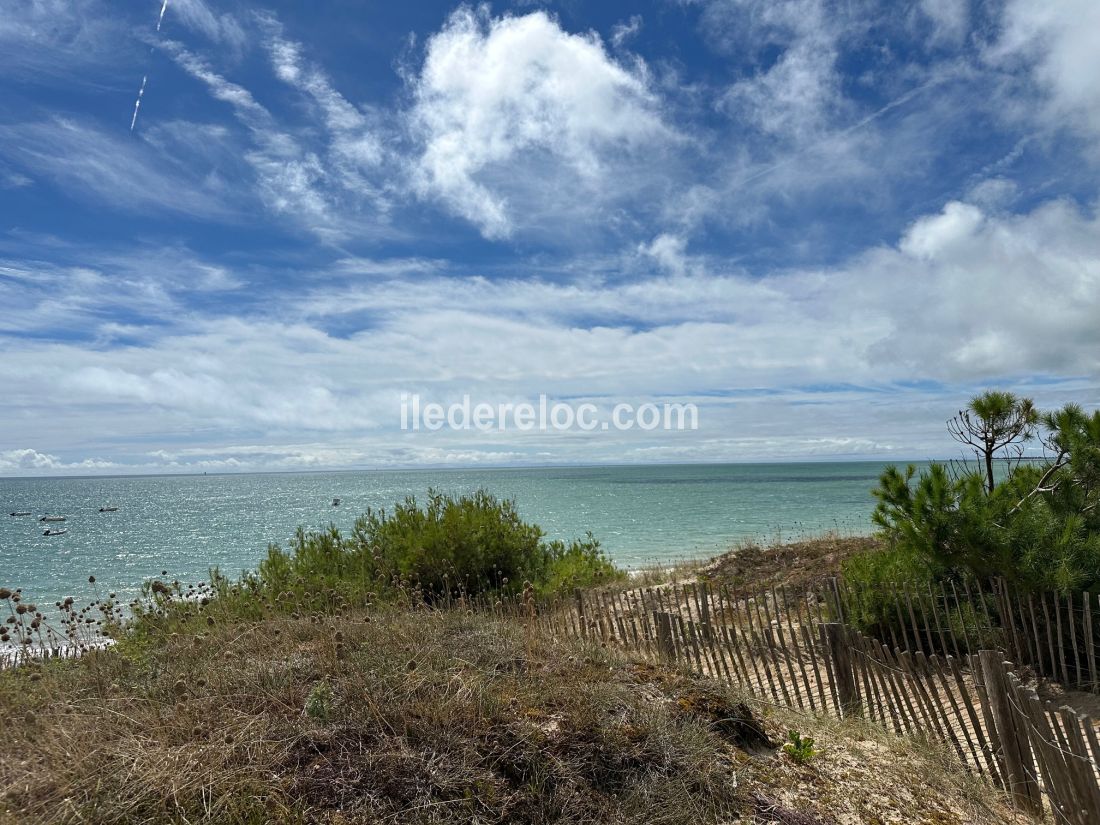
xmin=839 ymin=544 xmax=936 ymax=637
xmin=869 ymin=398 xmax=1100 ymax=594
xmin=782 ymin=730 xmax=817 ymax=764
xmin=305 ymin=680 xmax=332 ymax=722
xmin=256 ymin=489 xmax=620 ymax=602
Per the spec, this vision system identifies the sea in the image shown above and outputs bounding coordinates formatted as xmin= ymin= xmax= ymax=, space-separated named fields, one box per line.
xmin=0 ymin=462 xmax=896 ymax=609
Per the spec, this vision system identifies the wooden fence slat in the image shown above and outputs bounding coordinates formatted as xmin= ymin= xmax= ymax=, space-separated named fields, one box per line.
xmin=1068 ymin=592 xmax=1083 ymax=686
xmin=766 ymin=587 xmax=806 ymax=710
xmin=934 ymin=654 xmax=986 ymax=777
xmin=1008 ymin=583 xmax=1038 ymax=670
xmin=752 ymin=592 xmax=792 ymax=707
xmin=1042 ymin=702 xmax=1091 ymax=825
xmin=971 ymin=580 xmax=998 ymax=652
xmin=862 ymin=634 xmax=904 ymax=734
xmin=1085 ymin=592 xmax=1097 ymax=692
xmin=1059 ymin=706 xmax=1100 ymax=819
xmin=1010 ymin=679 xmax=1073 ymax=823
xmin=979 ymin=652 xmax=1043 ymax=815
xmin=950 ymin=580 xmax=974 ymax=655
xmin=897 ymin=650 xmax=942 ymax=737
xmin=1045 ymin=591 xmax=1070 ymax=685
xmin=797 ymin=593 xmax=832 ymax=713
xmin=823 ymin=623 xmax=859 ymax=718
xmin=780 ymin=586 xmax=816 ymax=712
xmin=655 ymin=611 xmax=674 ymax=661
xmin=852 ymin=634 xmax=880 ymax=724
xmin=723 ymin=623 xmax=754 ymax=692
xmin=971 ymin=653 xmax=1009 ymax=789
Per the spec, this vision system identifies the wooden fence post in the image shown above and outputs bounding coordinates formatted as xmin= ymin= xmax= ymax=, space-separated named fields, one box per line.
xmin=698 ymin=582 xmax=713 ymax=640
xmin=978 ymin=651 xmax=1043 ymax=816
xmin=823 ymin=622 xmax=860 ymax=718
xmin=655 ymin=612 xmax=675 ymax=662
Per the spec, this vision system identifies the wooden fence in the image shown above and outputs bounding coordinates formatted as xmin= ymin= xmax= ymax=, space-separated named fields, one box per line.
xmin=533 ymin=580 xmax=1100 ymax=823
xmin=835 ymin=576 xmax=1100 ymax=692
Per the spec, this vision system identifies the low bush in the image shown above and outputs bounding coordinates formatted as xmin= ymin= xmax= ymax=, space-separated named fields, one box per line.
xmin=252 ymin=489 xmax=620 ymax=603
xmin=782 ymin=730 xmax=817 ymax=764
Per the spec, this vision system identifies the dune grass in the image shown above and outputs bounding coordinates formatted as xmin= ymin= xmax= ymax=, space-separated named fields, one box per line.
xmin=1 ymin=599 xmax=1018 ymax=825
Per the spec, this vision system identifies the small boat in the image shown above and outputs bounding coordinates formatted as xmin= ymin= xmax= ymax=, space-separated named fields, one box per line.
xmin=9 ymin=511 xmax=31 ymax=517
xmin=40 ymin=515 xmax=66 ymax=523
xmin=43 ymin=528 xmax=68 ymax=536
xmin=99 ymin=506 xmax=118 ymax=512
xmin=332 ymin=497 xmax=341 ymax=507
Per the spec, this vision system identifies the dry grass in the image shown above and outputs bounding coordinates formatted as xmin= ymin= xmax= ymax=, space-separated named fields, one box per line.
xmin=699 ymin=534 xmax=882 ymax=598
xmin=0 ymin=604 xmax=1019 ymax=824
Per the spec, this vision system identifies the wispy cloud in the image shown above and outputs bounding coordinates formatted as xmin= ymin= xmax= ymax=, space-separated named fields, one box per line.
xmin=0 ymin=117 xmax=234 ymax=219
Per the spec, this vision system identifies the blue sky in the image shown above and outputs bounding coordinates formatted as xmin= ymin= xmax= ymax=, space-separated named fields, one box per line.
xmin=1 ymin=0 xmax=1099 ymax=474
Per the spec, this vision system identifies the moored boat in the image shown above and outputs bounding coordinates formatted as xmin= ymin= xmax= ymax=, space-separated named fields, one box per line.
xmin=9 ymin=511 xmax=31 ymax=517
xmin=43 ymin=528 xmax=68 ymax=536
xmin=40 ymin=515 xmax=66 ymax=523
xmin=99 ymin=506 xmax=118 ymax=512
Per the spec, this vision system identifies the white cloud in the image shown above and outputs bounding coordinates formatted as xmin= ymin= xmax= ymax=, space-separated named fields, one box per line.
xmin=0 ymin=448 xmax=61 ymax=471
xmin=168 ymin=0 xmax=247 ymax=49
xmin=408 ymin=7 xmax=673 ymax=238
xmin=0 ymin=0 xmax=124 ymax=79
xmin=638 ymin=233 xmax=689 ymax=275
xmin=261 ymin=21 xmax=388 ymax=211
xmin=611 ymin=15 xmax=643 ymax=48
xmin=0 ymin=118 xmax=233 ymax=219
xmin=965 ymin=177 xmax=1018 ymax=210
xmin=703 ymin=0 xmax=845 ymax=142
xmin=0 ymin=168 xmax=32 ymax=189
xmin=991 ymin=0 xmax=1100 ymax=146
xmin=0 ymin=448 xmax=116 ymax=474
xmin=898 ymin=201 xmax=984 ymax=260
xmin=919 ymin=0 xmax=968 ymax=46
xmin=3 ymin=191 xmax=1099 ymax=475
xmin=853 ymin=197 xmax=1100 ymax=376
xmin=166 ymin=43 xmax=345 ymax=238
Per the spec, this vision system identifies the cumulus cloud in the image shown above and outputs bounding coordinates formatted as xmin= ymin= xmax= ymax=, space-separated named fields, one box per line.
xmin=0 ymin=449 xmax=62 ymax=471
xmin=407 ymin=7 xmax=674 ymax=238
xmin=851 ymin=198 xmax=1100 ymax=377
xmin=0 ymin=449 xmax=116 ymax=474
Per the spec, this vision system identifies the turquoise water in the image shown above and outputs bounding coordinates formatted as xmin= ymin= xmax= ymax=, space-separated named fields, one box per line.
xmin=0 ymin=463 xmax=889 ymax=608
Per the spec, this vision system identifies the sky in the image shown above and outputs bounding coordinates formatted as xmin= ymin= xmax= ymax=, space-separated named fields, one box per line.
xmin=1 ymin=0 xmax=1099 ymax=475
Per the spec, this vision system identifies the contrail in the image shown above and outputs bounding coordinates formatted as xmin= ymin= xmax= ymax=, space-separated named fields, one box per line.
xmin=130 ymin=75 xmax=147 ymax=132
xmin=130 ymin=1 xmax=167 ymax=133
xmin=732 ymin=75 xmax=947 ymax=189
